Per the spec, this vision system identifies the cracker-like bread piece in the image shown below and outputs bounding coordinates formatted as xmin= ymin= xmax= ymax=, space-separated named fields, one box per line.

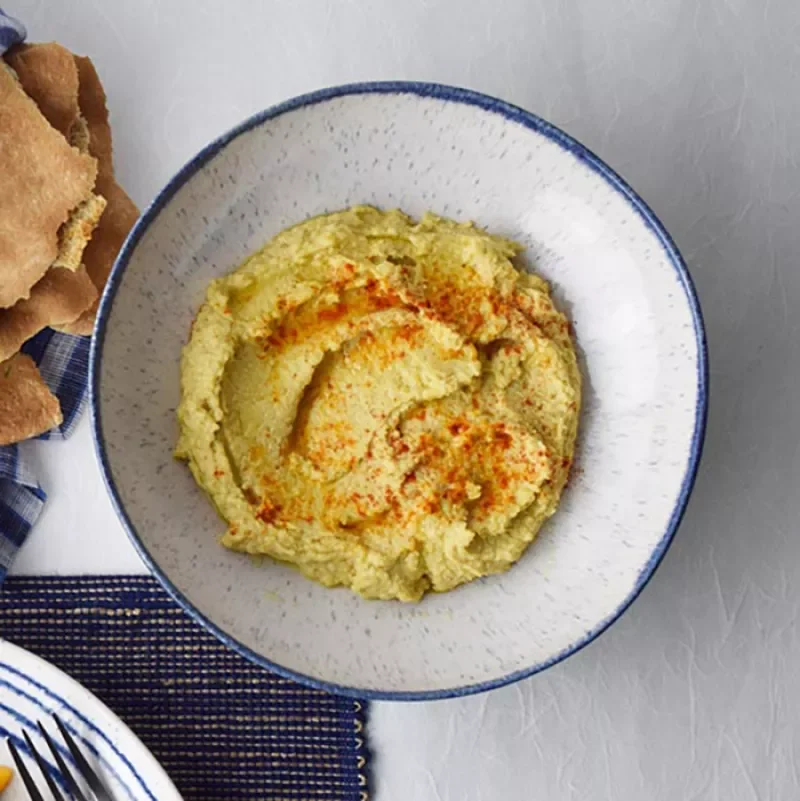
xmin=6 ymin=43 xmax=105 ymax=274
xmin=56 ymin=56 xmax=138 ymax=335
xmin=0 ymin=266 xmax=98 ymax=362
xmin=0 ymin=353 xmax=63 ymax=445
xmin=0 ymin=62 xmax=98 ymax=308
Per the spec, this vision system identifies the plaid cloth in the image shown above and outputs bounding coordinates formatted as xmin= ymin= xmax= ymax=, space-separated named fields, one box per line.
xmin=0 ymin=6 xmax=24 ymax=52
xmin=0 ymin=330 xmax=90 ymax=582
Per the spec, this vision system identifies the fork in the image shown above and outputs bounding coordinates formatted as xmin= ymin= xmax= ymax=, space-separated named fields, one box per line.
xmin=6 ymin=714 xmax=113 ymax=801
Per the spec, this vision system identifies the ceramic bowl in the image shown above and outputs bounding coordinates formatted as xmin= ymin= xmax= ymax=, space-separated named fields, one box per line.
xmin=91 ymin=83 xmax=707 ymax=700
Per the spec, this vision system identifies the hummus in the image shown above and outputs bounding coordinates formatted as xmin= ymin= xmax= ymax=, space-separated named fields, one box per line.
xmin=176 ymin=206 xmax=580 ymax=601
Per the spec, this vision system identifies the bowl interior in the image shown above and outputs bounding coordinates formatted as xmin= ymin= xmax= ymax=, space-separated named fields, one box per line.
xmin=93 ymin=85 xmax=704 ymax=697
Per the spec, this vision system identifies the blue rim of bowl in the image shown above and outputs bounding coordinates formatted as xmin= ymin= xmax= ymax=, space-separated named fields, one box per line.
xmin=91 ymin=81 xmax=709 ymax=701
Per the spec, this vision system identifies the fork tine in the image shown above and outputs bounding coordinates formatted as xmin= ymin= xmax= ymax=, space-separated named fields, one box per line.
xmin=22 ymin=730 xmax=67 ymax=801
xmin=7 ymin=737 xmax=46 ymax=801
xmin=38 ymin=721 xmax=89 ymax=801
xmin=53 ymin=714 xmax=113 ymax=801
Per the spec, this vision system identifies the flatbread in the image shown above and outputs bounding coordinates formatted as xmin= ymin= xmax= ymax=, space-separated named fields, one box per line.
xmin=0 ymin=266 xmax=98 ymax=362
xmin=56 ymin=183 xmax=137 ymax=335
xmin=74 ymin=56 xmax=113 ymax=182
xmin=68 ymin=114 xmax=91 ymax=152
xmin=0 ymin=63 xmax=98 ymax=308
xmin=5 ymin=42 xmax=80 ymax=138
xmin=56 ymin=56 xmax=138 ymax=335
xmin=6 ymin=44 xmax=106 ymax=274
xmin=0 ymin=49 xmax=105 ymax=345
xmin=0 ymin=353 xmax=63 ymax=445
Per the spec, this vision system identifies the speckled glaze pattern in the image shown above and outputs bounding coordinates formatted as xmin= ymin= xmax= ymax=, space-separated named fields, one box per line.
xmin=91 ymin=83 xmax=707 ymax=700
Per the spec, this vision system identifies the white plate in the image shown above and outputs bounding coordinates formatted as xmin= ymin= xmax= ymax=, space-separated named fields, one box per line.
xmin=0 ymin=640 xmax=181 ymax=801
xmin=92 ymin=83 xmax=707 ymax=699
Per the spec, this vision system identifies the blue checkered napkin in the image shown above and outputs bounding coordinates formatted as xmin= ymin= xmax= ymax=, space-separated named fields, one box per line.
xmin=0 ymin=7 xmax=24 ymax=53
xmin=21 ymin=329 xmax=90 ymax=440
xmin=0 ymin=330 xmax=91 ymax=582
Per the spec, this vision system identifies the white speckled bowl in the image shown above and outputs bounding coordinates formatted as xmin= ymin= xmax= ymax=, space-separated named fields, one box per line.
xmin=91 ymin=83 xmax=707 ymax=700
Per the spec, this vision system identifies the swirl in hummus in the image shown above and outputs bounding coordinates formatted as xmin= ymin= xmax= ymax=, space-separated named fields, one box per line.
xmin=176 ymin=206 xmax=581 ymax=601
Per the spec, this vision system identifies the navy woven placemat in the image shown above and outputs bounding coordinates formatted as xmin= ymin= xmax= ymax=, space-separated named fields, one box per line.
xmin=0 ymin=576 xmax=369 ymax=801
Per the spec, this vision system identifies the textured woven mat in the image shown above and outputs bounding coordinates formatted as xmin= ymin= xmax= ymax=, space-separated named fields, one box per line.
xmin=0 ymin=576 xmax=369 ymax=801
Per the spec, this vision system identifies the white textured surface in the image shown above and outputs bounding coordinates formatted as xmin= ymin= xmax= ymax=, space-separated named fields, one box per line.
xmin=6 ymin=0 xmax=797 ymax=797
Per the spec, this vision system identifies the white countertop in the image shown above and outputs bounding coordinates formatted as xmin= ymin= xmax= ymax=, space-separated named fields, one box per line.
xmin=9 ymin=0 xmax=799 ymax=798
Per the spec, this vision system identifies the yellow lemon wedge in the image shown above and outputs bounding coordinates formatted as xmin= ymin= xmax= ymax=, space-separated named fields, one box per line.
xmin=0 ymin=765 xmax=12 ymax=793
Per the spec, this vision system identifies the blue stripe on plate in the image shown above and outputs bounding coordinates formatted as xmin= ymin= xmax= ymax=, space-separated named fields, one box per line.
xmin=0 ymin=662 xmax=154 ymax=801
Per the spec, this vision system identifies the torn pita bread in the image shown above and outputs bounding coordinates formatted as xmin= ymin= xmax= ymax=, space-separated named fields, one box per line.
xmin=0 ymin=63 xmax=98 ymax=308
xmin=56 ymin=183 xmax=137 ymax=335
xmin=0 ymin=353 xmax=63 ymax=445
xmin=6 ymin=44 xmax=106 ymax=274
xmin=5 ymin=42 xmax=80 ymax=138
xmin=69 ymin=114 xmax=91 ymax=152
xmin=56 ymin=56 xmax=139 ymax=335
xmin=51 ymin=193 xmax=107 ymax=271
xmin=0 ymin=266 xmax=98 ymax=362
xmin=73 ymin=56 xmax=113 ymax=182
